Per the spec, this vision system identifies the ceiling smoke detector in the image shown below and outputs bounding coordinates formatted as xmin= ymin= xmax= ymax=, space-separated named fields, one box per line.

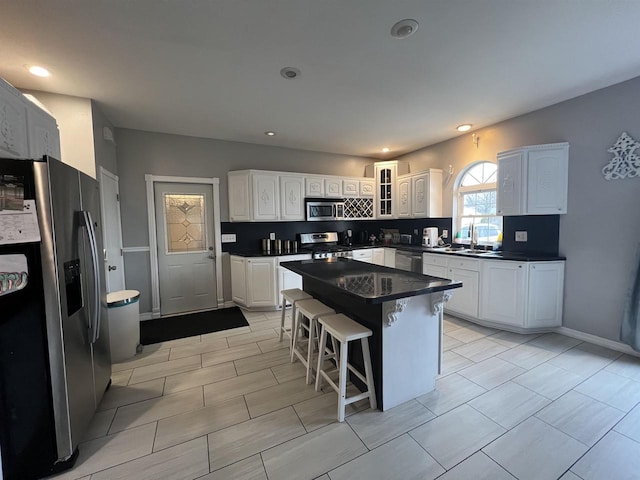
xmin=280 ymin=67 xmax=301 ymax=79
xmin=390 ymin=19 xmax=419 ymax=39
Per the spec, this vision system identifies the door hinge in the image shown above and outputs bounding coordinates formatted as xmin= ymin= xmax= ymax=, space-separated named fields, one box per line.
xmin=120 ymin=248 xmax=123 ymax=256
xmin=116 ymin=193 xmax=120 ymax=201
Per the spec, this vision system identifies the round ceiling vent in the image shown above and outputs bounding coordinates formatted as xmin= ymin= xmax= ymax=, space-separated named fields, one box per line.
xmin=280 ymin=67 xmax=301 ymax=79
xmin=390 ymin=19 xmax=419 ymax=39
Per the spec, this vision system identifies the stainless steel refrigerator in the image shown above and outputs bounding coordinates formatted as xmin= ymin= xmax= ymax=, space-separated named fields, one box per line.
xmin=0 ymin=156 xmax=111 ymax=479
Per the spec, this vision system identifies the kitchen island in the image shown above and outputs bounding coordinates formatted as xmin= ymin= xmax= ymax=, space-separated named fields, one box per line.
xmin=281 ymin=258 xmax=461 ymax=410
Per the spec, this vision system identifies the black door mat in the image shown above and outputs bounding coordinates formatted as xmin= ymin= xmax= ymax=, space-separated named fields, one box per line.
xmin=140 ymin=306 xmax=249 ymax=345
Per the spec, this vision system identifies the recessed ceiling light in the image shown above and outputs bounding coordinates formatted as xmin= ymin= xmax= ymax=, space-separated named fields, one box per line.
xmin=457 ymin=124 xmax=472 ymax=132
xmin=280 ymin=67 xmax=301 ymax=79
xmin=28 ymin=65 xmax=51 ymax=77
xmin=382 ymin=147 xmax=390 ymax=153
xmin=264 ymin=131 xmax=276 ymax=136
xmin=390 ymin=19 xmax=419 ymax=39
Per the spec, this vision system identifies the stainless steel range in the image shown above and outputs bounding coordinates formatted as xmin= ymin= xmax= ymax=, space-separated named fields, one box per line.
xmin=299 ymin=232 xmax=354 ymax=259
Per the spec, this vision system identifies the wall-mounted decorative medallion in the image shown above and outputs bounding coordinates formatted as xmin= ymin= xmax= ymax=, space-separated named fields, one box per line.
xmin=603 ymin=132 xmax=640 ymax=180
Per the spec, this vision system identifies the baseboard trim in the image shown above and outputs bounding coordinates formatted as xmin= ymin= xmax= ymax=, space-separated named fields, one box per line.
xmin=222 ymin=301 xmax=236 ymax=309
xmin=139 ymin=312 xmax=153 ymax=321
xmin=555 ymin=326 xmax=640 ymax=358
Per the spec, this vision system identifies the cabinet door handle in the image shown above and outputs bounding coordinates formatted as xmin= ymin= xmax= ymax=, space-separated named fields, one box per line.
xmin=518 ymin=265 xmax=522 ymax=268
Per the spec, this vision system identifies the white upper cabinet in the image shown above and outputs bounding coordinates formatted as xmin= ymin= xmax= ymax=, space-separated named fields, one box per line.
xmin=228 ymin=171 xmax=251 ymax=221
xmin=397 ymin=174 xmax=412 ymax=218
xmin=412 ymin=169 xmax=442 ymax=218
xmin=0 ymin=80 xmax=28 ymax=159
xmin=343 ymin=178 xmax=359 ymax=197
xmin=324 ymin=177 xmax=342 ymax=198
xmin=496 ymin=150 xmax=523 ymax=216
xmin=388 ymin=169 xmax=442 ymax=219
xmin=27 ymin=106 xmax=61 ymax=159
xmin=280 ymin=175 xmax=305 ymax=221
xmin=359 ymin=179 xmax=375 ymax=197
xmin=305 ymin=176 xmax=324 ymax=197
xmin=365 ymin=161 xmax=409 ymax=219
xmin=497 ymin=143 xmax=569 ymax=215
xmin=252 ymin=173 xmax=280 ymax=221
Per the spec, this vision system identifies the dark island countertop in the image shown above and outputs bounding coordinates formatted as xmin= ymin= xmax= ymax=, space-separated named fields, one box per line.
xmin=281 ymin=258 xmax=462 ymax=304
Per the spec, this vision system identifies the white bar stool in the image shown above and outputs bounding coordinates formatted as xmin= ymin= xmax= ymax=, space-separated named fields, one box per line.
xmin=291 ymin=299 xmax=335 ymax=384
xmin=315 ymin=313 xmax=376 ymax=422
xmin=279 ymin=288 xmax=312 ymax=352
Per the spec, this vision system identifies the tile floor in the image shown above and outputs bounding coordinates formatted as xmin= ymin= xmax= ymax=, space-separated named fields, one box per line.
xmin=52 ymin=311 xmax=640 ymax=480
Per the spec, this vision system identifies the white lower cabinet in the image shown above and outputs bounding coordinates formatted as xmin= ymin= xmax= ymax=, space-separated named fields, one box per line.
xmin=479 ymin=261 xmax=527 ymax=327
xmin=246 ymin=257 xmax=277 ymax=307
xmin=424 ymin=253 xmax=565 ymax=332
xmin=353 ymin=248 xmax=385 ymax=265
xmin=230 ymin=255 xmax=248 ymax=305
xmin=526 ymin=262 xmax=565 ymax=328
xmin=423 ymin=253 xmax=448 ymax=278
xmin=231 ymin=254 xmax=311 ymax=309
xmin=383 ymin=248 xmax=396 ymax=268
xmin=445 ymin=258 xmax=479 ymax=318
xmin=276 ymin=254 xmax=312 ymax=307
xmin=352 ymin=249 xmax=373 ymax=263
xmin=479 ymin=259 xmax=564 ymax=330
xmin=372 ymin=248 xmax=385 ymax=266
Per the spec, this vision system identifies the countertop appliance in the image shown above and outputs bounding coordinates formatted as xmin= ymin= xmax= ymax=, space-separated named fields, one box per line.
xmin=395 ymin=250 xmax=423 ymax=273
xmin=339 ymin=229 xmax=353 ymax=246
xmin=422 ymin=227 xmax=439 ymax=247
xmin=0 ymin=157 xmax=110 ymax=479
xmin=300 ymin=231 xmax=353 ymax=259
xmin=305 ymin=199 xmax=345 ymax=221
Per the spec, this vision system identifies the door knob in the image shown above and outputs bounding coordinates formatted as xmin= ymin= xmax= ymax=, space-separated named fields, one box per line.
xmin=108 ymin=265 xmax=117 ymax=271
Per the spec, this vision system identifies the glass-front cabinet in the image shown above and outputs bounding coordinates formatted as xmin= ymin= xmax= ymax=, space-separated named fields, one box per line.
xmin=365 ymin=161 xmax=409 ymax=219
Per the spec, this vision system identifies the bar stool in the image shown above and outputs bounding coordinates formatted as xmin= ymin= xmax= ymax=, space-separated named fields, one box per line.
xmin=279 ymin=288 xmax=312 ymax=352
xmin=315 ymin=313 xmax=376 ymax=422
xmin=291 ymin=299 xmax=335 ymax=384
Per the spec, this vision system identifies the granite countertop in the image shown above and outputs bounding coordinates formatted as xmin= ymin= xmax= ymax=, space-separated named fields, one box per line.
xmin=229 ymin=250 xmax=312 ymax=258
xmin=227 ymin=244 xmax=565 ymax=262
xmin=280 ymin=258 xmax=462 ymax=304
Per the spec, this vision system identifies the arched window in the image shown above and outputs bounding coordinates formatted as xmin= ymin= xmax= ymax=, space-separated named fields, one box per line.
xmin=455 ymin=161 xmax=502 ymax=245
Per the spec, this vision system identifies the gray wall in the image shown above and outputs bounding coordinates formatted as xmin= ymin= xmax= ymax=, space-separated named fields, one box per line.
xmin=91 ymin=101 xmax=118 ymax=175
xmin=115 ymin=129 xmax=373 ymax=312
xmin=395 ymin=75 xmax=640 ymax=343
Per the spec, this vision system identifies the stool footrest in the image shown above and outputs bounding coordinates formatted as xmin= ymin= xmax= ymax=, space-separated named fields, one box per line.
xmin=345 ymin=391 xmax=370 ymax=405
xmin=347 ymin=363 xmax=367 ymax=384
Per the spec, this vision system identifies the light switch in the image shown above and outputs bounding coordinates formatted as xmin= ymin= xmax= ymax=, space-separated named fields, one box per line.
xmin=221 ymin=234 xmax=237 ymax=243
xmin=515 ymin=231 xmax=528 ymax=242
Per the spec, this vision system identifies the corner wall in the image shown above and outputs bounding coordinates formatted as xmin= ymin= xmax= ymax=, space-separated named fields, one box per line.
xmin=394 ymin=75 xmax=640 ymax=343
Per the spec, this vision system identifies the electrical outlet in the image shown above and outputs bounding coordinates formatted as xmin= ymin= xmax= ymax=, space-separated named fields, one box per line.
xmin=221 ymin=234 xmax=236 ymax=243
xmin=414 ymin=229 xmax=418 ymax=235
xmin=442 ymin=230 xmax=448 ymax=238
xmin=269 ymin=232 xmax=276 ymax=240
xmin=515 ymin=231 xmax=528 ymax=242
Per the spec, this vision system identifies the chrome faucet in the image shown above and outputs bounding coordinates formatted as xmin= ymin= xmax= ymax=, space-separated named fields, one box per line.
xmin=469 ymin=224 xmax=476 ymax=249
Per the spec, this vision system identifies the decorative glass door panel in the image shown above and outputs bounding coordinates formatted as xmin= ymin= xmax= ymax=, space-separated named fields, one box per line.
xmin=164 ymin=193 xmax=207 ymax=253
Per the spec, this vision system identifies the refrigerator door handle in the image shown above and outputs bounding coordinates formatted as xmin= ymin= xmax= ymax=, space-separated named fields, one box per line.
xmin=82 ymin=210 xmax=101 ymax=343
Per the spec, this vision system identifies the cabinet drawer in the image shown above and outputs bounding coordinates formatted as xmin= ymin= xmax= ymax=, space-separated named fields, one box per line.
xmin=423 ymin=253 xmax=448 ymax=267
xmin=352 ymin=249 xmax=372 ymax=259
xmin=447 ymin=258 xmax=479 ymax=271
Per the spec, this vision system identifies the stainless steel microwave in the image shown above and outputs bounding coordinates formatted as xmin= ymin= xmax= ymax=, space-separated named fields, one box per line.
xmin=305 ymin=199 xmax=345 ymax=221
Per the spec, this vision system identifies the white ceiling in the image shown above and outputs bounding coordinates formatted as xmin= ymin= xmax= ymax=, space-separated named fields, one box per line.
xmin=2 ymin=1 xmax=640 ymax=158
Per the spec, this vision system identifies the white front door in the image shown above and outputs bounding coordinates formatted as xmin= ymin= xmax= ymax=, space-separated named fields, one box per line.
xmin=154 ymin=182 xmax=217 ymax=315
xmin=99 ymin=168 xmax=125 ymax=292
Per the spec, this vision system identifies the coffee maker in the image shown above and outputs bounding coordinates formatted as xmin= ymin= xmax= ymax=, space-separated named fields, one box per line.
xmin=340 ymin=229 xmax=353 ymax=246
xmin=422 ymin=227 xmax=439 ymax=247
